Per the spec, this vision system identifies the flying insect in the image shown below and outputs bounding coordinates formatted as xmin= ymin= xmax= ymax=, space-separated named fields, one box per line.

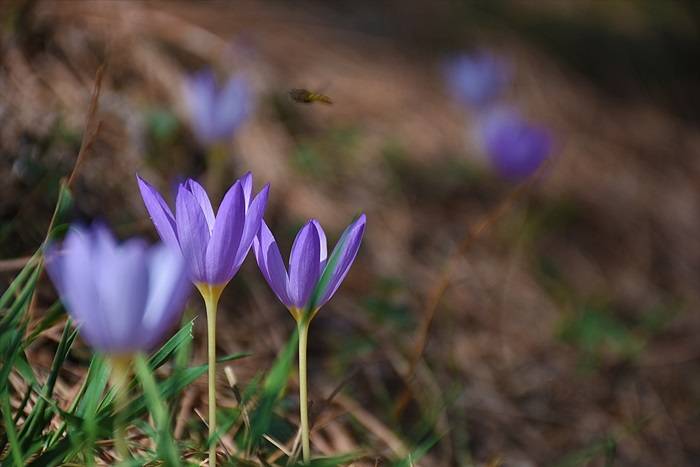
xmin=289 ymin=88 xmax=333 ymax=105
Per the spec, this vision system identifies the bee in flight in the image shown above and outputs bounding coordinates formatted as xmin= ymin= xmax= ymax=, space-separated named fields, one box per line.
xmin=289 ymin=88 xmax=333 ymax=105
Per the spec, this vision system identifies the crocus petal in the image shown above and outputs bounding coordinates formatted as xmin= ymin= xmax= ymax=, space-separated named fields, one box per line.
xmin=318 ymin=214 xmax=366 ymax=307
xmin=44 ymin=244 xmax=66 ymax=300
xmin=204 ymin=181 xmax=245 ymax=284
xmin=240 ymin=172 xmax=253 ymax=207
xmin=176 ymin=185 xmax=211 ymax=282
xmin=59 ymin=228 xmax=101 ymax=343
xmin=139 ymin=244 xmax=190 ymax=350
xmin=185 ymin=70 xmax=217 ymax=144
xmin=253 ymin=221 xmax=290 ymax=305
xmin=480 ymin=108 xmax=552 ymax=180
xmin=287 ymin=221 xmax=321 ymax=308
xmin=234 ymin=184 xmax=269 ymax=268
xmin=214 ymin=76 xmax=250 ymax=139
xmin=184 ymin=179 xmax=215 ymax=232
xmin=311 ymin=220 xmax=328 ymax=269
xmin=137 ymin=175 xmax=179 ymax=251
xmin=45 ymin=224 xmax=192 ymax=354
xmin=443 ymin=52 xmax=509 ymax=108
xmin=94 ymin=238 xmax=150 ymax=352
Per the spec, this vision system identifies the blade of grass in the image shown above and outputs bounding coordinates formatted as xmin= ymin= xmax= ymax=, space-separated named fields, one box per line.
xmin=25 ymin=301 xmax=65 ymax=344
xmin=1 ymin=395 xmax=23 ymax=466
xmin=133 ymin=354 xmax=179 ymax=465
xmin=148 ymin=318 xmax=196 ymax=371
xmin=246 ymin=329 xmax=299 ymax=453
xmin=46 ymin=354 xmax=107 ymax=447
xmin=0 ymin=267 xmax=40 ymax=331
xmin=0 ymin=252 xmax=39 ymax=311
xmin=18 ymin=322 xmax=77 ymax=450
xmin=216 ymin=351 xmax=251 ymax=363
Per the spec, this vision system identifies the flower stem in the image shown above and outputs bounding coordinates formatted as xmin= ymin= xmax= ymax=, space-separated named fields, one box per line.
xmin=297 ymin=319 xmax=311 ymax=464
xmin=197 ymin=284 xmax=224 ymax=467
xmin=109 ymin=355 xmax=132 ymax=464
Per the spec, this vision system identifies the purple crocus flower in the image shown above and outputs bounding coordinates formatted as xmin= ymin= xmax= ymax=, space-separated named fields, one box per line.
xmin=443 ymin=52 xmax=509 ymax=108
xmin=253 ymin=215 xmax=366 ymax=316
xmin=184 ymin=68 xmax=251 ymax=145
xmin=45 ymin=224 xmax=190 ymax=353
xmin=137 ymin=173 xmax=269 ymax=286
xmin=479 ymin=108 xmax=552 ymax=181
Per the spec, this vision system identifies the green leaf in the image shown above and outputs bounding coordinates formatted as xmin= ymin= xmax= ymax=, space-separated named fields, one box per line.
xmin=246 ymin=329 xmax=299 ymax=451
xmin=0 ymin=330 xmax=23 ymax=388
xmin=25 ymin=301 xmax=65 ymax=344
xmin=133 ymin=354 xmax=179 ymax=466
xmin=45 ymin=354 xmax=108 ymax=449
xmin=148 ymin=318 xmax=196 ymax=371
xmin=118 ymin=365 xmax=207 ymax=421
xmin=0 ymin=267 xmax=40 ymax=332
xmin=392 ymin=432 xmax=443 ymax=467
xmin=288 ymin=452 xmax=360 ymax=466
xmin=0 ymin=253 xmax=39 ymax=311
xmin=18 ymin=322 xmax=77 ymax=451
xmin=80 ymin=355 xmax=108 ymax=460
xmin=46 ymin=182 xmax=74 ymax=241
xmin=216 ymin=351 xmax=252 ymax=363
xmin=1 ymin=393 xmax=23 ymax=466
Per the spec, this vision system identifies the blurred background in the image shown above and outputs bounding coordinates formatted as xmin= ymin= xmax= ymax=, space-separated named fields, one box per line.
xmin=2 ymin=1 xmax=700 ymax=465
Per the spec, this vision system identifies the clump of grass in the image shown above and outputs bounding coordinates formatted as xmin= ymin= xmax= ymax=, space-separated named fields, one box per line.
xmin=0 ymin=67 xmax=436 ymax=467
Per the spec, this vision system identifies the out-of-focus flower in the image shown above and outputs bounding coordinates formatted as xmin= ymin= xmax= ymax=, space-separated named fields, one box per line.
xmin=184 ymin=69 xmax=251 ymax=145
xmin=479 ymin=108 xmax=552 ymax=181
xmin=46 ymin=224 xmax=190 ymax=353
xmin=443 ymin=52 xmax=509 ymax=108
xmin=254 ymin=215 xmax=366 ymax=318
xmin=137 ymin=173 xmax=269 ymax=286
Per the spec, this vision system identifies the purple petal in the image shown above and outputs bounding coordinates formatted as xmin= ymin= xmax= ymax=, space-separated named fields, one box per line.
xmin=139 ymin=244 xmax=191 ymax=350
xmin=213 ymin=76 xmax=250 ymax=139
xmin=46 ymin=224 xmax=193 ymax=354
xmin=184 ymin=179 xmax=215 ymax=232
xmin=310 ymin=220 xmax=327 ymax=269
xmin=240 ymin=172 xmax=253 ymax=207
xmin=45 ymin=243 xmax=67 ymax=299
xmin=234 ymin=184 xmax=269 ymax=268
xmin=204 ymin=181 xmax=245 ymax=284
xmin=253 ymin=221 xmax=290 ymax=306
xmin=59 ymin=228 xmax=103 ymax=346
xmin=318 ymin=214 xmax=366 ymax=307
xmin=94 ymin=238 xmax=150 ymax=352
xmin=176 ymin=185 xmax=211 ymax=283
xmin=443 ymin=52 xmax=509 ymax=108
xmin=184 ymin=70 xmax=217 ymax=144
xmin=480 ymin=108 xmax=552 ymax=181
xmin=137 ymin=175 xmax=179 ymax=251
xmin=287 ymin=221 xmax=321 ymax=309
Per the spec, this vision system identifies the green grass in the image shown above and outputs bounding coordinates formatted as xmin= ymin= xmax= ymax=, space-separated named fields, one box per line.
xmin=0 ymin=181 xmax=422 ymax=466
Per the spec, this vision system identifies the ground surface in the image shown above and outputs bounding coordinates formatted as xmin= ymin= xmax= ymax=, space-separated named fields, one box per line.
xmin=1 ymin=1 xmax=700 ymax=465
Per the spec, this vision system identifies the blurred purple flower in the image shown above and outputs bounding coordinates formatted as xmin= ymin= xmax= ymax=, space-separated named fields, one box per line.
xmin=184 ymin=69 xmax=251 ymax=145
xmin=479 ymin=108 xmax=552 ymax=180
xmin=137 ymin=173 xmax=269 ymax=286
xmin=254 ymin=215 xmax=366 ymax=314
xmin=443 ymin=52 xmax=509 ymax=108
xmin=46 ymin=224 xmax=190 ymax=354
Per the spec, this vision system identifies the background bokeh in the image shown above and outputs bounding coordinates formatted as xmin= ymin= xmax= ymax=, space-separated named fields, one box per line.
xmin=2 ymin=1 xmax=700 ymax=465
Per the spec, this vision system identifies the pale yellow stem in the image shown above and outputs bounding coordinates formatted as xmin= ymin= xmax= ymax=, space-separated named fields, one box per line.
xmin=297 ymin=319 xmax=311 ymax=464
xmin=196 ymin=283 xmax=225 ymax=467
xmin=109 ymin=355 xmax=133 ymax=464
